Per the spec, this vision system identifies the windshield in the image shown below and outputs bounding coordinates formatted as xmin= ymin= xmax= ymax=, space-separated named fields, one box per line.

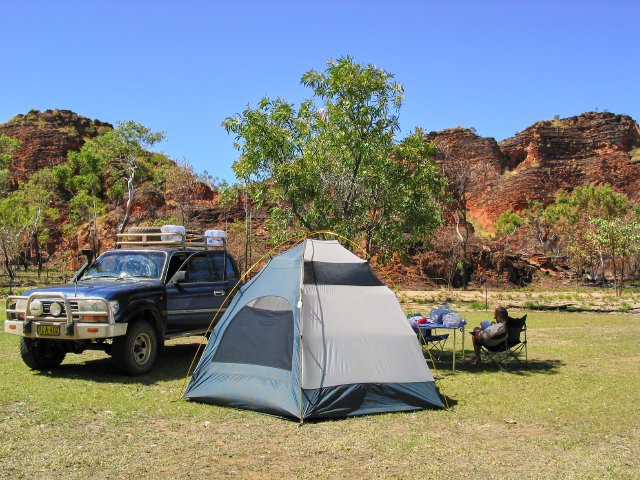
xmin=81 ymin=251 xmax=166 ymax=280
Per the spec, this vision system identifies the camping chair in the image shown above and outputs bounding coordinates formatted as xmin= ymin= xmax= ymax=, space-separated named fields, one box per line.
xmin=480 ymin=315 xmax=527 ymax=370
xmin=413 ymin=326 xmax=450 ymax=362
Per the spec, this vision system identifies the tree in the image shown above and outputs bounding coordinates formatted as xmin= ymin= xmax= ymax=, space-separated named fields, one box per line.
xmin=0 ymin=169 xmax=59 ymax=282
xmin=523 ymin=199 xmax=557 ymax=253
xmin=54 ymin=121 xmax=164 ymax=234
xmin=223 ymin=57 xmax=445 ymax=260
xmin=545 ymin=184 xmax=633 ymax=284
xmin=0 ymin=134 xmax=20 ymax=196
xmin=588 ymin=217 xmax=640 ymax=296
xmin=17 ymin=169 xmax=59 ymax=273
xmin=164 ymin=158 xmax=201 ymax=228
xmin=84 ymin=121 xmax=165 ymax=233
xmin=0 ymin=194 xmax=28 ymax=284
xmin=494 ymin=209 xmax=523 ymax=237
xmin=435 ymin=141 xmax=488 ymax=289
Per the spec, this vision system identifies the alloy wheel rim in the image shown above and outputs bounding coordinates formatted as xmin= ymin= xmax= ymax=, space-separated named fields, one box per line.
xmin=133 ymin=333 xmax=152 ymax=365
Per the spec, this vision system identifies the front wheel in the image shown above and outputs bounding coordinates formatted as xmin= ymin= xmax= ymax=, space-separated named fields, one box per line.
xmin=19 ymin=338 xmax=66 ymax=370
xmin=112 ymin=321 xmax=158 ymax=376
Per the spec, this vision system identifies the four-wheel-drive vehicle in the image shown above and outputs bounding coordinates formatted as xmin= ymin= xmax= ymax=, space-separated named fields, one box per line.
xmin=4 ymin=228 xmax=240 ymax=375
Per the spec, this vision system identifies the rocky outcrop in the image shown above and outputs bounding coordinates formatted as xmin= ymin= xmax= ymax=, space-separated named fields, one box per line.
xmin=0 ymin=109 xmax=112 ymax=187
xmin=427 ymin=112 xmax=640 ymax=232
xmin=3 ymin=108 xmax=640 ymax=287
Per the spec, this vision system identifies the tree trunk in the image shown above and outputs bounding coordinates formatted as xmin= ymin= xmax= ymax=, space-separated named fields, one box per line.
xmin=119 ymin=184 xmax=134 ymax=234
xmin=612 ymin=253 xmax=621 ymax=297
xmin=599 ymin=253 xmax=606 ymax=285
xmin=32 ymin=232 xmax=42 ymax=277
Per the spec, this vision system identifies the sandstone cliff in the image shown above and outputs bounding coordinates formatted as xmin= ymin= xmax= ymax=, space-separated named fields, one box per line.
xmin=427 ymin=112 xmax=640 ymax=232
xmin=2 ymin=109 xmax=639 ymax=287
xmin=0 ymin=109 xmax=112 ymax=187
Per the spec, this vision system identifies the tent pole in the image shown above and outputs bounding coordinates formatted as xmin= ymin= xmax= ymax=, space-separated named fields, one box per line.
xmin=298 ymin=238 xmax=306 ymax=424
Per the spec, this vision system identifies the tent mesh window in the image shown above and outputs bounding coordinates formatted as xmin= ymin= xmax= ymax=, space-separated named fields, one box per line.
xmin=212 ymin=296 xmax=294 ymax=370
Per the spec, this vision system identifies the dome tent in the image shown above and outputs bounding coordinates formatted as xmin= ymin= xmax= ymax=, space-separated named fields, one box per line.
xmin=183 ymin=239 xmax=444 ymax=420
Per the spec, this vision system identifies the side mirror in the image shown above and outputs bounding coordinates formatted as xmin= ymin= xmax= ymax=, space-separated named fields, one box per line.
xmin=172 ymin=270 xmax=187 ymax=283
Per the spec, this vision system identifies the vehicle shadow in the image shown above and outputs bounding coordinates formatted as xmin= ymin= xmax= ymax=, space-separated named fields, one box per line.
xmin=34 ymin=339 xmax=206 ymax=385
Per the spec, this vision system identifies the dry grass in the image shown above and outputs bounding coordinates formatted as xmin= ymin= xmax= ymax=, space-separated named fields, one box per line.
xmin=398 ymin=287 xmax=640 ymax=314
xmin=1 ymin=300 xmax=640 ymax=479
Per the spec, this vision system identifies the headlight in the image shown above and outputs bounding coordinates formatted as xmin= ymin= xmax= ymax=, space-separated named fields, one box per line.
xmin=109 ymin=300 xmax=120 ymax=315
xmin=49 ymin=302 xmax=63 ymax=317
xmin=77 ymin=300 xmax=109 ymax=313
xmin=12 ymin=298 xmax=28 ymax=319
xmin=15 ymin=299 xmax=28 ymax=312
xmin=29 ymin=299 xmax=43 ymax=316
xmin=77 ymin=299 xmax=109 ymax=322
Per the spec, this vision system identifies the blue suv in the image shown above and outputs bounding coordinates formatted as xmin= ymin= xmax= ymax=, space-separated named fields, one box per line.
xmin=4 ymin=230 xmax=240 ymax=375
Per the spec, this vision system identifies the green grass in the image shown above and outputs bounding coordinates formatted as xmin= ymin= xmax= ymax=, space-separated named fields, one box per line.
xmin=467 ymin=301 xmax=487 ymax=310
xmin=1 ymin=305 xmax=640 ymax=478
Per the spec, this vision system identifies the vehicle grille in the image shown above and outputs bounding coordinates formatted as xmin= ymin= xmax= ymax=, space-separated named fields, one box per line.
xmin=41 ymin=300 xmax=79 ymax=316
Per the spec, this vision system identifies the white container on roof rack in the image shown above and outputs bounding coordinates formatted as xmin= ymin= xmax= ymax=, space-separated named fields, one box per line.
xmin=161 ymin=225 xmax=186 ymax=242
xmin=205 ymin=229 xmax=226 ymax=246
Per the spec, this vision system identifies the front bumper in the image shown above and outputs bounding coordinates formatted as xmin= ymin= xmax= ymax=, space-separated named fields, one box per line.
xmin=4 ymin=320 xmax=127 ymax=340
xmin=4 ymin=292 xmax=126 ymax=341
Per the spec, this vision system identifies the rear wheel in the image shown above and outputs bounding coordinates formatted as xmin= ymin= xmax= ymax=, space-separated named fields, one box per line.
xmin=19 ymin=338 xmax=66 ymax=370
xmin=112 ymin=321 xmax=158 ymax=376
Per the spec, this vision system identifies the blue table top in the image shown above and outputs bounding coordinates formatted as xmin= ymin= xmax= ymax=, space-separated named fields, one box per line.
xmin=410 ymin=322 xmax=466 ymax=329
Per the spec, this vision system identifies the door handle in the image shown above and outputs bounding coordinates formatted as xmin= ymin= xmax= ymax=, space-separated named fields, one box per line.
xmin=213 ymin=290 xmax=225 ymax=296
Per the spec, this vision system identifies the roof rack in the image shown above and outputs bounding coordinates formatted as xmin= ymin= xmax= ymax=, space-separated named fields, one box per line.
xmin=115 ymin=231 xmax=226 ymax=251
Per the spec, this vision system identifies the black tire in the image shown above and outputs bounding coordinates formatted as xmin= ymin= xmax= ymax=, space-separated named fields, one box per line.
xmin=19 ymin=338 xmax=66 ymax=370
xmin=126 ymin=226 xmax=162 ymax=233
xmin=125 ymin=226 xmax=162 ymax=242
xmin=112 ymin=320 xmax=158 ymax=376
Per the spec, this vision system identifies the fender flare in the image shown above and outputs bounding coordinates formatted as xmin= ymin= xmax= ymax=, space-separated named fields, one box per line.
xmin=122 ymin=300 xmax=165 ymax=339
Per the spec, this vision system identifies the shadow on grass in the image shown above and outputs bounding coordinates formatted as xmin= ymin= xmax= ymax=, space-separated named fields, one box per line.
xmin=33 ymin=341 xmax=204 ymax=385
xmin=426 ymin=351 xmax=564 ymax=376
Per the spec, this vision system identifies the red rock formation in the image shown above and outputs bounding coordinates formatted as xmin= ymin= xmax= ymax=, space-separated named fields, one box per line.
xmin=0 ymin=109 xmax=112 ymax=187
xmin=3 ymin=109 xmax=639 ymax=287
xmin=427 ymin=112 xmax=640 ymax=232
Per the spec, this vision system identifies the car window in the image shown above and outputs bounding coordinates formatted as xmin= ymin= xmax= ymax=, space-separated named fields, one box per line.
xmin=187 ymin=255 xmax=211 ymax=282
xmin=226 ymin=257 xmax=237 ymax=279
xmin=82 ymin=251 xmax=165 ymax=279
xmin=208 ymin=254 xmax=225 ymax=281
xmin=207 ymin=253 xmax=238 ymax=281
xmin=167 ymin=253 xmax=188 ymax=280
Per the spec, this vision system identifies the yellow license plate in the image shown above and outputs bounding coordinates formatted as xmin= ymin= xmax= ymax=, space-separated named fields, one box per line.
xmin=36 ymin=325 xmax=60 ymax=336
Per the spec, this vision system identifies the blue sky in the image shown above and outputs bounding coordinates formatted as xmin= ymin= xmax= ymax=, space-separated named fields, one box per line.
xmin=1 ymin=1 xmax=638 ymax=182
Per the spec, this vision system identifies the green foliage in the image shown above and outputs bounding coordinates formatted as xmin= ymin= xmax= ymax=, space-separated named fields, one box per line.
xmin=588 ymin=217 xmax=640 ymax=295
xmin=0 ymin=134 xmax=20 ymax=168
xmin=56 ymin=121 xmax=164 ymax=230
xmin=68 ymin=191 xmax=105 ymax=224
xmin=0 ymin=194 xmax=28 ymax=278
xmin=0 ymin=168 xmax=60 ymax=277
xmin=545 ymin=184 xmax=638 ymax=292
xmin=223 ymin=56 xmax=445 ymax=260
xmin=0 ymin=135 xmax=21 ymax=196
xmin=523 ymin=199 xmax=556 ymax=249
xmin=545 ymin=184 xmax=631 ymax=224
xmin=493 ymin=209 xmax=523 ymax=236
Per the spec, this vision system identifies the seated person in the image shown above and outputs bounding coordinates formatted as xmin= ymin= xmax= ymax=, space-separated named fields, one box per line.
xmin=471 ymin=306 xmax=517 ymax=364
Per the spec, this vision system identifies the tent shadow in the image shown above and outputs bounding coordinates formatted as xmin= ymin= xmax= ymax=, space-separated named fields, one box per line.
xmin=32 ymin=341 xmax=204 ymax=385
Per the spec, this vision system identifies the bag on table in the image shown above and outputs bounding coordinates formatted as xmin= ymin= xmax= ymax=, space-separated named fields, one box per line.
xmin=429 ymin=304 xmax=452 ymax=324
xmin=443 ymin=312 xmax=465 ymax=327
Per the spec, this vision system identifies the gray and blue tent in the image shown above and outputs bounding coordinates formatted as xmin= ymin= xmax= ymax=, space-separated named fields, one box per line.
xmin=183 ymin=239 xmax=444 ymax=420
